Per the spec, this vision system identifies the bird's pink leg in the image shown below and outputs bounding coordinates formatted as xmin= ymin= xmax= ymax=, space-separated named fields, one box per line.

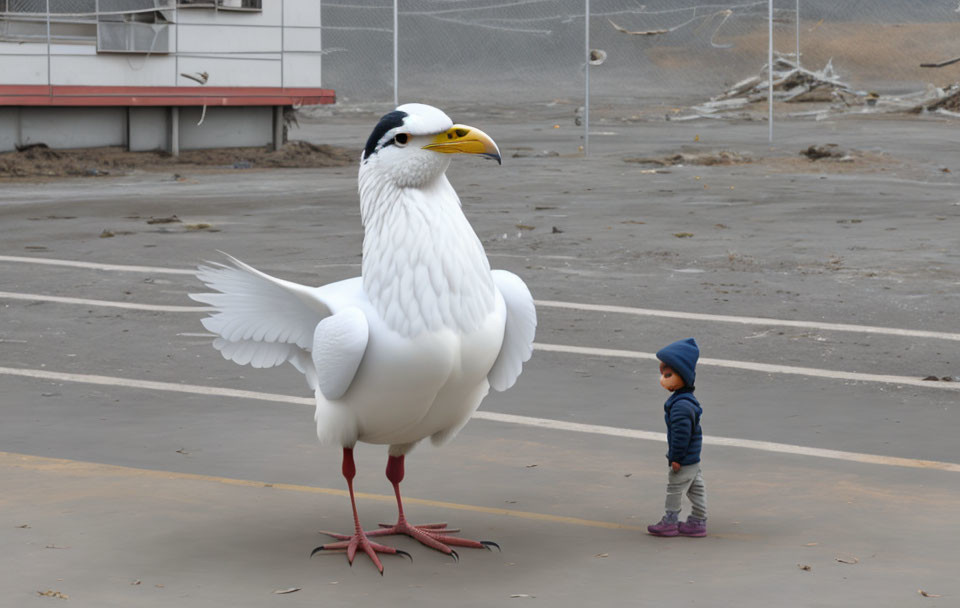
xmin=311 ymin=448 xmax=411 ymax=574
xmin=365 ymin=455 xmax=500 ymax=558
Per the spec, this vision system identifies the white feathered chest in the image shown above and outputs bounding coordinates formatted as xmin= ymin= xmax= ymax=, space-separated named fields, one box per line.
xmin=359 ymin=171 xmax=496 ymax=338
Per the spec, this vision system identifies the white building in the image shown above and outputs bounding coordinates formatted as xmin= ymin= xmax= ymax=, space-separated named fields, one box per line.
xmin=0 ymin=0 xmax=333 ymax=153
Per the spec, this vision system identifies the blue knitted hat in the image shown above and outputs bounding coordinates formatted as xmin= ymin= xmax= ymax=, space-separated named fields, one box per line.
xmin=656 ymin=338 xmax=699 ymax=388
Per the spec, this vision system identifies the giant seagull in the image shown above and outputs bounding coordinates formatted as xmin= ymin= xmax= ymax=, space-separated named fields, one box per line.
xmin=191 ymin=104 xmax=537 ymax=573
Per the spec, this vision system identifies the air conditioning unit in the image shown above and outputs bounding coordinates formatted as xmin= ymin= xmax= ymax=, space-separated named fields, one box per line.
xmin=217 ymin=0 xmax=261 ymax=11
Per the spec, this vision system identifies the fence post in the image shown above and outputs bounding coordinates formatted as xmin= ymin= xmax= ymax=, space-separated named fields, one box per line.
xmin=393 ymin=0 xmax=399 ymax=107
xmin=795 ymin=0 xmax=800 ymax=69
xmin=768 ymin=0 xmax=773 ymax=143
xmin=584 ymin=0 xmax=589 ymax=157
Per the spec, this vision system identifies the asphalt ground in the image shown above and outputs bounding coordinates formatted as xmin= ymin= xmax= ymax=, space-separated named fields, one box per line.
xmin=1 ymin=109 xmax=958 ymax=607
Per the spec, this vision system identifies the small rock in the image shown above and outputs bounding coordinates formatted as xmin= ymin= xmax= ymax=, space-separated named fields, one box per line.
xmin=146 ymin=215 xmax=181 ymax=225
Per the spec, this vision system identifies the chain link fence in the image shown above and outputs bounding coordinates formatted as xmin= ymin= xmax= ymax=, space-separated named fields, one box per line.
xmin=4 ymin=1 xmax=959 ymax=148
xmin=320 ymin=0 xmax=960 ymax=150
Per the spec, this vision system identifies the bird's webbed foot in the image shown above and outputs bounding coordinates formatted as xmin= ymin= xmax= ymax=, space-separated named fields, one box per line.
xmin=366 ymin=519 xmax=500 ymax=558
xmin=312 ymin=530 xmax=412 ymax=575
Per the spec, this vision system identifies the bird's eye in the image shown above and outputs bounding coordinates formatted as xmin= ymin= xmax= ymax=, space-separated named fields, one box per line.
xmin=394 ymin=133 xmax=409 ymax=147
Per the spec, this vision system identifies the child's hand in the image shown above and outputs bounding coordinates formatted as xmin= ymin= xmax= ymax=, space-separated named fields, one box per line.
xmin=671 ymin=461 xmax=681 ymax=473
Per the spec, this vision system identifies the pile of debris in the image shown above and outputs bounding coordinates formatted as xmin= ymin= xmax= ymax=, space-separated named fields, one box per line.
xmin=675 ymin=56 xmax=865 ymax=120
xmin=676 ymin=54 xmax=960 ymax=121
xmin=716 ymin=56 xmax=860 ymax=104
xmin=909 ymin=84 xmax=960 ymax=117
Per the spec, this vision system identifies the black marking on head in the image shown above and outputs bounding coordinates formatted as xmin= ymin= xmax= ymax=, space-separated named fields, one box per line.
xmin=362 ymin=110 xmax=408 ymax=161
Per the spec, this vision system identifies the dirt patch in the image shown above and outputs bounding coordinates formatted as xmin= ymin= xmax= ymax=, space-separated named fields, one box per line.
xmin=800 ymin=144 xmax=850 ymax=161
xmin=626 ymin=144 xmax=907 ymax=176
xmin=624 ymin=149 xmax=753 ymax=166
xmin=0 ymin=140 xmax=357 ymax=181
xmin=764 ymin=148 xmax=902 ymax=175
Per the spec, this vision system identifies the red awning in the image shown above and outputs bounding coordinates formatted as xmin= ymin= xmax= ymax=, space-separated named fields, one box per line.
xmin=0 ymin=85 xmax=335 ymax=107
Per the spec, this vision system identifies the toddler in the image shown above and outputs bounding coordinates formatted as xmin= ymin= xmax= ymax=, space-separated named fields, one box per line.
xmin=647 ymin=337 xmax=707 ymax=537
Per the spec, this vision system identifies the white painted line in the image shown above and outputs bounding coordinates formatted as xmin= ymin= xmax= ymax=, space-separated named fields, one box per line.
xmin=534 ymin=343 xmax=960 ymax=391
xmin=535 ymin=299 xmax=960 ymax=342
xmin=471 ymin=411 xmax=960 ymax=473
xmin=0 ymin=255 xmax=196 ymax=275
xmin=0 ymin=366 xmax=312 ymax=406
xmin=2 ymin=365 xmax=957 ymax=473
xmin=2 ymin=290 xmax=955 ymax=391
xmin=0 ymin=291 xmax=211 ymax=313
xmin=4 ymin=254 xmax=956 ymax=342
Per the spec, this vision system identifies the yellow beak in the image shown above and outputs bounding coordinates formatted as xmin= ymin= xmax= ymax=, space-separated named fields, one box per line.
xmin=422 ymin=124 xmax=502 ymax=165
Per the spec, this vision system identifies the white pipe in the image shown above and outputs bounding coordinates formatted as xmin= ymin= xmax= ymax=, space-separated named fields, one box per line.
xmin=584 ymin=0 xmax=589 ymax=157
xmin=393 ymin=0 xmax=399 ymax=107
xmin=170 ymin=107 xmax=179 ymax=157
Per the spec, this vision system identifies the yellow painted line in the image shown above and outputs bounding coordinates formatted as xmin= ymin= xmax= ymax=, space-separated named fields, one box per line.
xmin=0 ymin=451 xmax=647 ymax=532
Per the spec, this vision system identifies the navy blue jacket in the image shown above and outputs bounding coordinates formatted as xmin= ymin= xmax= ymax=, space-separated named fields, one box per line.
xmin=664 ymin=387 xmax=703 ymax=465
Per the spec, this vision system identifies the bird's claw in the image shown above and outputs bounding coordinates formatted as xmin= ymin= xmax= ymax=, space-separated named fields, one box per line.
xmin=317 ymin=529 xmax=352 ymax=541
xmin=480 ymin=540 xmax=501 ymax=552
xmin=449 ymin=549 xmax=459 ymax=563
xmin=396 ymin=549 xmax=413 ymax=562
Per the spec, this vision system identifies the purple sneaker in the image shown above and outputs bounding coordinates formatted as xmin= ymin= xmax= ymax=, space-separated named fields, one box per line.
xmin=678 ymin=517 xmax=707 ymax=537
xmin=647 ymin=517 xmax=679 ymax=537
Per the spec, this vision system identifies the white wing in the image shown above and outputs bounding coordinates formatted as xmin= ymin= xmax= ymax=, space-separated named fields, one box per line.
xmin=311 ymin=307 xmax=369 ymax=400
xmin=488 ymin=270 xmax=537 ymax=391
xmin=189 ymin=253 xmax=332 ymax=385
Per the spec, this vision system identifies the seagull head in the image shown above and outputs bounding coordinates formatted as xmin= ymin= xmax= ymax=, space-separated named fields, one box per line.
xmin=360 ymin=103 xmax=501 ymax=188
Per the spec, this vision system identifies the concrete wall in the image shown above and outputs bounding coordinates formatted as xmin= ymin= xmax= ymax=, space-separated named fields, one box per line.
xmin=0 ymin=108 xmax=19 ymax=152
xmin=0 ymin=106 xmax=279 ymax=153
xmin=18 ymin=107 xmax=127 ymax=149
xmin=178 ymin=106 xmax=273 ymax=150
xmin=128 ymin=107 xmax=169 ymax=152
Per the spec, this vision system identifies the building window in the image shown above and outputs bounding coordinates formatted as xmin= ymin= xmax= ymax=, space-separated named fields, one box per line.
xmin=0 ymin=0 xmax=97 ymax=44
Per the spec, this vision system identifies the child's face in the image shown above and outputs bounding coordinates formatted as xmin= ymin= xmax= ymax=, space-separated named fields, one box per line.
xmin=659 ymin=363 xmax=684 ymax=391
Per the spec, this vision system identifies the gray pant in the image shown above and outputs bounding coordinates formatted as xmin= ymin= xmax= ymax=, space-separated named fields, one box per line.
xmin=665 ymin=463 xmax=707 ymax=520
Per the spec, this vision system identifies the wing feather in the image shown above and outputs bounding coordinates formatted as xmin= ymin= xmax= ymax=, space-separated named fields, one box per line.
xmin=312 ymin=307 xmax=369 ymax=400
xmin=488 ymin=270 xmax=537 ymax=391
xmin=190 ymin=254 xmax=333 ymax=382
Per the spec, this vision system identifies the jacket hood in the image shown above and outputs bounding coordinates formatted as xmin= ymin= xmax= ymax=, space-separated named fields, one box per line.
xmin=656 ymin=337 xmax=699 ymax=389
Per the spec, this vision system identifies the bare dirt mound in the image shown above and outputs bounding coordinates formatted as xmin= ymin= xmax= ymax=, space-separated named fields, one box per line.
xmin=0 ymin=140 xmax=357 ymax=180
